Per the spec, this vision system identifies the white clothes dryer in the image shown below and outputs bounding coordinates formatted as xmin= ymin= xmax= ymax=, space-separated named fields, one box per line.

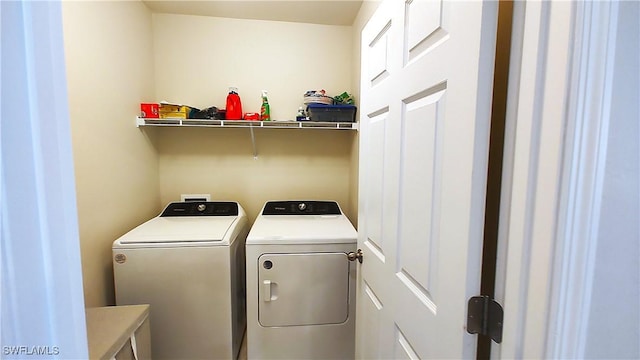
xmin=113 ymin=201 xmax=248 ymax=360
xmin=245 ymin=201 xmax=358 ymax=359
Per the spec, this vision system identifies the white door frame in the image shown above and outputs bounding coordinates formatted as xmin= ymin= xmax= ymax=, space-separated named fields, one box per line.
xmin=494 ymin=1 xmax=622 ymax=358
xmin=544 ymin=1 xmax=622 ymax=357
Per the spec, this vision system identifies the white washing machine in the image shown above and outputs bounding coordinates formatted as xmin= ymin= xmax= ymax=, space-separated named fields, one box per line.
xmin=113 ymin=201 xmax=248 ymax=360
xmin=246 ymin=200 xmax=358 ymax=359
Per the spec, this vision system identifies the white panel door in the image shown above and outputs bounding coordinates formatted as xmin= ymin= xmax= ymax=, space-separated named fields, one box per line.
xmin=356 ymin=0 xmax=497 ymax=358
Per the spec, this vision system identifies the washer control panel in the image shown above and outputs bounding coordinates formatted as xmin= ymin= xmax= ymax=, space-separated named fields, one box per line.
xmin=160 ymin=202 xmax=238 ymax=216
xmin=262 ymin=201 xmax=341 ymax=215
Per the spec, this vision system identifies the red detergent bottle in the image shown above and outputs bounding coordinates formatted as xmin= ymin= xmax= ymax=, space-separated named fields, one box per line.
xmin=226 ymin=87 xmax=243 ymax=120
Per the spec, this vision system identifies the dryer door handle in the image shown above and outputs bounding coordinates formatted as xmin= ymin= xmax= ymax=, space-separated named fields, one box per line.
xmin=263 ymin=280 xmax=272 ymax=302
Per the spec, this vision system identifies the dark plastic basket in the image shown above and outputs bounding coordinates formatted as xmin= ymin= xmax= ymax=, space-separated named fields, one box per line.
xmin=306 ymin=104 xmax=357 ymax=123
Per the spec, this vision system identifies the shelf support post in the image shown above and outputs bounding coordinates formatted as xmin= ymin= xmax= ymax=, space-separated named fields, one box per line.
xmin=249 ymin=126 xmax=258 ymax=159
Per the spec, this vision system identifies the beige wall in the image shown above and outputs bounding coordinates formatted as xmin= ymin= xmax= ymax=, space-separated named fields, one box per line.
xmin=152 ymin=14 xmax=353 ymax=120
xmin=157 ymin=127 xmax=352 ymax=223
xmin=62 ymin=1 xmax=161 ymax=307
xmin=152 ymin=14 xmax=357 ymax=223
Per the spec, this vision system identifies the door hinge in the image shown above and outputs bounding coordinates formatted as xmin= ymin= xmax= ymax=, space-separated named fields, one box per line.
xmin=466 ymin=295 xmax=504 ymax=343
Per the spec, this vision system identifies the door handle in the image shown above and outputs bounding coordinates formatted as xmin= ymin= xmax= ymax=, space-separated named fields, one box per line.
xmin=347 ymin=249 xmax=364 ymax=264
xmin=263 ymin=280 xmax=271 ymax=302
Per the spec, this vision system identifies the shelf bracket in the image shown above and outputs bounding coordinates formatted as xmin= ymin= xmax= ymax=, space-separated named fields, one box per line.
xmin=249 ymin=126 xmax=258 ymax=159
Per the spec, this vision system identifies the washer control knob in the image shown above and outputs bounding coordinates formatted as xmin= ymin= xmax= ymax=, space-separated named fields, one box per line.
xmin=197 ymin=204 xmax=206 ymax=212
xmin=298 ymin=202 xmax=307 ymax=211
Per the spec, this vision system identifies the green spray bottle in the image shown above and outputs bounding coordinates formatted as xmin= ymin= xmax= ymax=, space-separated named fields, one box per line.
xmin=260 ymin=90 xmax=270 ymax=121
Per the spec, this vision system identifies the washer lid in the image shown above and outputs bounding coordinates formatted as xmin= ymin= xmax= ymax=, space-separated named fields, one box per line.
xmin=116 ymin=216 xmax=239 ymax=245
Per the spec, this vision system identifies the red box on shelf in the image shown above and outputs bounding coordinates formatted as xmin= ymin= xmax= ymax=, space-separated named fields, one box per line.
xmin=140 ymin=103 xmax=159 ymax=118
xmin=243 ymin=112 xmax=260 ymax=121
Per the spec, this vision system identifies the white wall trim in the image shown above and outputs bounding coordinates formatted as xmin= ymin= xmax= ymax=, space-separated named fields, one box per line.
xmin=494 ymin=1 xmax=577 ymax=358
xmin=496 ymin=0 xmax=625 ymax=358
xmin=545 ymin=1 xmax=619 ymax=358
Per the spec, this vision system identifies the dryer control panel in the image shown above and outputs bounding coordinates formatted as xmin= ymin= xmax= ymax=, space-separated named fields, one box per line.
xmin=262 ymin=201 xmax=341 ymax=215
xmin=160 ymin=202 xmax=239 ymax=216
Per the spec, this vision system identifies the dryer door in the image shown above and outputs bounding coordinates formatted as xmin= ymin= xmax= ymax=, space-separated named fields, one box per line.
xmin=258 ymin=252 xmax=350 ymax=327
